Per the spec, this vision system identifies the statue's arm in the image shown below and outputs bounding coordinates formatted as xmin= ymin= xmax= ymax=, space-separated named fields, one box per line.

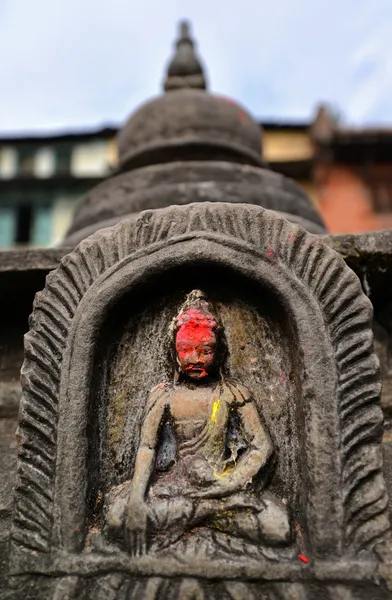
xmin=129 ymin=386 xmax=169 ymax=502
xmin=228 ymin=401 xmax=273 ymax=489
xmin=125 ymin=386 xmax=169 ymax=555
xmin=195 ymin=397 xmax=273 ymax=498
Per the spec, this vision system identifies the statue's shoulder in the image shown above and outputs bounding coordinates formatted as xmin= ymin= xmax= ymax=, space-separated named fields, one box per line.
xmin=145 ymin=382 xmax=172 ymax=413
xmin=221 ymin=378 xmax=252 ymax=407
xmin=150 ymin=381 xmax=172 ymax=395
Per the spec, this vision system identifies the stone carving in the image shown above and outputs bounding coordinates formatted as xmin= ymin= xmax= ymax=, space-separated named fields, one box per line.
xmin=104 ymin=290 xmax=291 ymax=556
xmin=65 ymin=162 xmax=326 ymax=246
xmin=8 ymin=203 xmax=391 ymax=598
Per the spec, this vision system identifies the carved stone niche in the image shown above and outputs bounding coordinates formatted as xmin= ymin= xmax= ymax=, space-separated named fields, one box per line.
xmin=7 ymin=203 xmax=392 ymax=599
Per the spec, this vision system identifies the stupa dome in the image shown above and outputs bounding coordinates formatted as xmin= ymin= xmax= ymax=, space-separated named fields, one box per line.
xmin=117 ymin=89 xmax=263 ymax=171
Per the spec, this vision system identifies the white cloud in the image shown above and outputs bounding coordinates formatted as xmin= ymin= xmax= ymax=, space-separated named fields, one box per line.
xmin=0 ymin=0 xmax=391 ymax=133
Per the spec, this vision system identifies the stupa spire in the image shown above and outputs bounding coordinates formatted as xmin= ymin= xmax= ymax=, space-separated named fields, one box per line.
xmin=163 ymin=20 xmax=207 ymax=92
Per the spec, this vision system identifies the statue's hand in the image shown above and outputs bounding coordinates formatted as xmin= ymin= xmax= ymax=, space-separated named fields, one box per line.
xmin=186 ymin=478 xmax=238 ymax=499
xmin=124 ymin=497 xmax=149 ymax=557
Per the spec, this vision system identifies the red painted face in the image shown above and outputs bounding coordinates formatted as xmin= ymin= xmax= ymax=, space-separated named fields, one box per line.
xmin=175 ymin=309 xmax=217 ymax=380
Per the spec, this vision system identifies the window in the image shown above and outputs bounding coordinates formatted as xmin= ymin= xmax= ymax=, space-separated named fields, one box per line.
xmin=0 ymin=204 xmax=33 ymax=246
xmin=0 ymin=147 xmax=17 ymax=179
xmin=51 ymin=196 xmax=76 ymax=245
xmin=0 ymin=202 xmax=53 ymax=247
xmin=71 ymin=141 xmax=110 ymax=176
xmin=0 ymin=207 xmax=16 ymax=246
xmin=31 ymin=205 xmax=52 ymax=246
xmin=35 ymin=148 xmax=55 ymax=178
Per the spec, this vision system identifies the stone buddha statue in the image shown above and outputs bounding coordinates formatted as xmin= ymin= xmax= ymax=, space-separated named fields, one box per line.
xmin=104 ymin=290 xmax=291 ymax=556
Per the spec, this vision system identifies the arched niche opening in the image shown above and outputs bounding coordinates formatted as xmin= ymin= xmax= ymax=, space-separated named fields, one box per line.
xmin=84 ymin=260 xmax=306 ymax=551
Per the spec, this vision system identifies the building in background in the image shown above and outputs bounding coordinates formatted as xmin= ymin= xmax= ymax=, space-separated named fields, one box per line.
xmin=0 ymin=128 xmax=117 ymax=247
xmin=262 ymin=119 xmax=316 ymax=205
xmin=312 ymin=106 xmax=392 ymax=233
xmin=0 ymin=122 xmax=315 ymax=248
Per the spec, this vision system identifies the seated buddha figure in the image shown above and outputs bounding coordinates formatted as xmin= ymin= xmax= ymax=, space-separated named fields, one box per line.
xmin=104 ymin=291 xmax=291 ymax=556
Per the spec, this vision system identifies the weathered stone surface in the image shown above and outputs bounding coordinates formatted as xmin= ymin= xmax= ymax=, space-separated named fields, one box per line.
xmin=0 ymin=413 xmax=17 ymax=536
xmin=0 ymin=384 xmax=22 ymax=418
xmin=117 ymin=92 xmax=263 ymax=171
xmin=0 ymin=224 xmax=392 ymax=598
xmin=1 ymin=229 xmax=392 ymax=506
xmin=5 ymin=203 xmax=390 ymax=598
xmin=0 ymin=251 xmax=73 ymax=596
xmin=65 ymin=161 xmax=326 ymax=244
xmin=0 ymin=247 xmax=68 ymax=273
xmin=324 ymin=230 xmax=392 ymax=421
xmin=324 ymin=230 xmax=392 ymax=258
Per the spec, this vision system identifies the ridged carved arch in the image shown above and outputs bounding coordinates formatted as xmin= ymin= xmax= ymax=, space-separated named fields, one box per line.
xmin=11 ymin=202 xmax=390 ymax=566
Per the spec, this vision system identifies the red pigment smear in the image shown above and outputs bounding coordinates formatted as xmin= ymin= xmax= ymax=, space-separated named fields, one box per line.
xmin=184 ymin=365 xmax=208 ymax=377
xmin=298 ymin=554 xmax=309 ymax=563
xmin=217 ymin=97 xmax=249 ymax=122
xmin=265 ymin=244 xmax=277 ymax=259
xmin=156 ymin=382 xmax=168 ymax=389
xmin=279 ymin=372 xmax=288 ymax=382
xmin=176 ymin=309 xmax=216 ymax=344
xmin=237 ymin=110 xmax=248 ymax=123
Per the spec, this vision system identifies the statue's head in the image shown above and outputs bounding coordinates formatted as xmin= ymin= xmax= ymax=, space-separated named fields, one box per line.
xmin=172 ymin=290 xmax=222 ymax=381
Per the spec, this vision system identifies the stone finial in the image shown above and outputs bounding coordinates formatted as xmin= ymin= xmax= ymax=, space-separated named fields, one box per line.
xmin=163 ymin=20 xmax=207 ymax=92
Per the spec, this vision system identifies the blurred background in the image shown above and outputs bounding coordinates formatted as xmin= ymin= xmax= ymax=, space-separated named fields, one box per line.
xmin=1 ymin=0 xmax=392 ymax=248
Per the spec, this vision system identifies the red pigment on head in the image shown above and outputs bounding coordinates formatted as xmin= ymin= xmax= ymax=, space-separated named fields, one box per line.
xmin=175 ymin=309 xmax=217 ymax=379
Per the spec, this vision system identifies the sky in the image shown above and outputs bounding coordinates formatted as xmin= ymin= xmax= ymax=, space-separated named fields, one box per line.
xmin=1 ymin=0 xmax=392 ymax=134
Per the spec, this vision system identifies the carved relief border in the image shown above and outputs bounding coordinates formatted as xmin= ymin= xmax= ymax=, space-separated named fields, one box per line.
xmin=11 ymin=202 xmax=389 ymax=561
